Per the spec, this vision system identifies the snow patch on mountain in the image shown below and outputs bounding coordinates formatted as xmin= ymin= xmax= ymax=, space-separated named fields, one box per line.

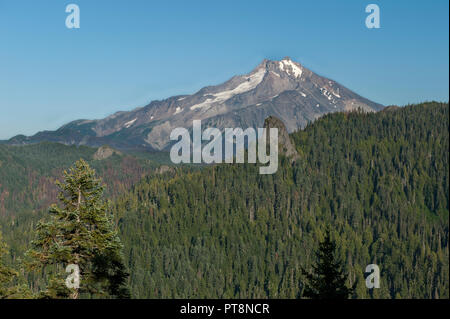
xmin=279 ymin=59 xmax=302 ymax=78
xmin=270 ymin=71 xmax=280 ymax=77
xmin=124 ymin=118 xmax=137 ymax=128
xmin=190 ymin=68 xmax=266 ymax=110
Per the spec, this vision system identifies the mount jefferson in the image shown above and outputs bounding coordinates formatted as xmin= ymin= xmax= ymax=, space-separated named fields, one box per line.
xmin=4 ymin=57 xmax=384 ymax=151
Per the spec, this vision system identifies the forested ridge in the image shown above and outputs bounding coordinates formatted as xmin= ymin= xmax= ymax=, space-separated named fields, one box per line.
xmin=113 ymin=102 xmax=449 ymax=298
xmin=0 ymin=142 xmax=161 ymax=218
xmin=0 ymin=143 xmax=159 ymax=290
xmin=0 ymin=102 xmax=448 ymax=298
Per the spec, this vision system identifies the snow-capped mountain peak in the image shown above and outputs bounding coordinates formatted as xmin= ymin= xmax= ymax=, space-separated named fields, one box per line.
xmin=5 ymin=58 xmax=383 ymax=151
xmin=278 ymin=57 xmax=303 ymax=78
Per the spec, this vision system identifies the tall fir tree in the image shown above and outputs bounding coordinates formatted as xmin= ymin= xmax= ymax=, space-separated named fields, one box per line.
xmin=27 ymin=159 xmax=130 ymax=299
xmin=302 ymin=229 xmax=354 ymax=299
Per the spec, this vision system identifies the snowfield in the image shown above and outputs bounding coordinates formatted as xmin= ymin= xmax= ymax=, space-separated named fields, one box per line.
xmin=190 ymin=68 xmax=266 ymax=110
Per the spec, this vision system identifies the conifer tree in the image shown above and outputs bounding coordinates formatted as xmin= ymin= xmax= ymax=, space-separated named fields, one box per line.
xmin=27 ymin=159 xmax=129 ymax=299
xmin=0 ymin=231 xmax=18 ymax=299
xmin=301 ymin=229 xmax=354 ymax=299
xmin=0 ymin=232 xmax=32 ymax=298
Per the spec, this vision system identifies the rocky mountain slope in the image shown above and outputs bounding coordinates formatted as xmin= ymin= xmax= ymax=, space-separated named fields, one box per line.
xmin=3 ymin=57 xmax=383 ymax=151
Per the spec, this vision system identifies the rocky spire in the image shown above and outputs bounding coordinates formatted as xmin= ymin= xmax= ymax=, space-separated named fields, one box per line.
xmin=263 ymin=116 xmax=299 ymax=162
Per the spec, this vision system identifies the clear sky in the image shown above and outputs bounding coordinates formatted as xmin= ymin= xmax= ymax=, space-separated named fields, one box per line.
xmin=0 ymin=0 xmax=448 ymax=139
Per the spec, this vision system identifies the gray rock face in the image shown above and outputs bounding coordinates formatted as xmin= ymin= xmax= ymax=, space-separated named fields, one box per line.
xmin=4 ymin=58 xmax=383 ymax=151
xmin=263 ymin=116 xmax=299 ymax=161
xmin=93 ymin=145 xmax=121 ymax=160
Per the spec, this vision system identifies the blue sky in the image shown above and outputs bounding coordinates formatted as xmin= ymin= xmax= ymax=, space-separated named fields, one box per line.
xmin=0 ymin=0 xmax=448 ymax=139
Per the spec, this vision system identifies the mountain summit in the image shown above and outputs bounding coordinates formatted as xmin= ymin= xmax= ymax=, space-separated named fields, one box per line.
xmin=4 ymin=58 xmax=383 ymax=150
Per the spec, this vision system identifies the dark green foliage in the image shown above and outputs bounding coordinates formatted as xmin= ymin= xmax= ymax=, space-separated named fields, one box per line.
xmin=0 ymin=142 xmax=157 ymax=218
xmin=0 ymin=231 xmax=18 ymax=298
xmin=0 ymin=142 xmax=156 ymax=295
xmin=27 ymin=159 xmax=129 ymax=298
xmin=92 ymin=250 xmax=131 ymax=299
xmin=0 ymin=231 xmax=32 ymax=298
xmin=112 ymin=102 xmax=448 ymax=298
xmin=302 ymin=229 xmax=353 ymax=299
xmin=0 ymin=102 xmax=448 ymax=299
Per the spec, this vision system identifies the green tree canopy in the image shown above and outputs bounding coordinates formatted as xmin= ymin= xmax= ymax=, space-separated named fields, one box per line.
xmin=27 ymin=159 xmax=129 ymax=299
xmin=302 ymin=229 xmax=354 ymax=299
xmin=0 ymin=231 xmax=18 ymax=298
